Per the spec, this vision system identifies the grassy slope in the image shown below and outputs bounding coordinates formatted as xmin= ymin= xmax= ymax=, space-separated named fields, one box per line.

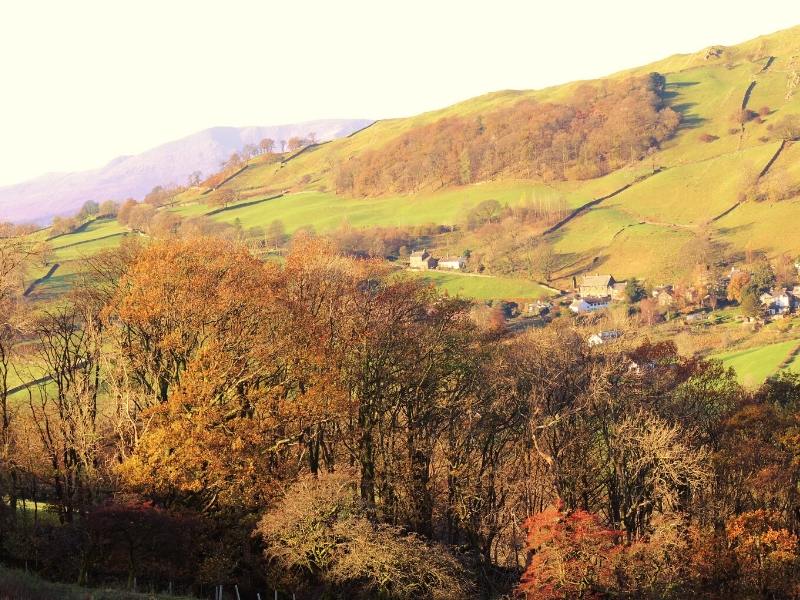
xmin=713 ymin=338 xmax=800 ymax=387
xmin=186 ymin=25 xmax=800 ymax=284
xmin=408 ymin=270 xmax=553 ymax=301
xmin=202 ymin=173 xmax=636 ymax=233
xmin=17 ymin=26 xmax=800 ymax=303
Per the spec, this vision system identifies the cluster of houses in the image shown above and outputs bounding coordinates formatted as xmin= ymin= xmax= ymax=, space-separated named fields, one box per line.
xmin=569 ymin=274 xmax=627 ymax=314
xmin=568 ymin=268 xmax=800 ymax=323
xmin=760 ymin=287 xmax=800 ymax=316
xmin=409 ymin=249 xmax=466 ymax=271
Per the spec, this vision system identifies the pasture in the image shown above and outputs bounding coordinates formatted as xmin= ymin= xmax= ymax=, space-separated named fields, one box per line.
xmin=713 ymin=338 xmax=800 ymax=387
xmin=408 ymin=269 xmax=554 ymax=301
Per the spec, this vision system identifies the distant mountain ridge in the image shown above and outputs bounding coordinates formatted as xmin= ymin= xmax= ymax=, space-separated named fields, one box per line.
xmin=0 ymin=119 xmax=372 ymax=224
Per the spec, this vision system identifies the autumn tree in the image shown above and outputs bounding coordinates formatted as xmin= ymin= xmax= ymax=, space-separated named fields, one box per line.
xmin=126 ymin=203 xmax=156 ymax=232
xmin=258 ymin=471 xmax=474 ymax=599
xmin=466 ymin=199 xmax=503 ymax=230
xmin=259 ymin=138 xmax=275 ymax=154
xmin=287 ymin=136 xmax=303 ymax=152
xmin=265 ymin=219 xmax=286 ymax=248
xmin=51 ymin=216 xmax=78 ymax=236
xmin=517 ymin=503 xmax=621 ymax=599
xmin=774 ymin=114 xmax=800 ymax=140
xmin=0 ymin=229 xmax=43 ymax=523
xmin=108 ymin=238 xmax=289 ymax=510
xmin=149 ymin=211 xmax=183 ymax=238
xmin=98 ymin=199 xmax=119 ymax=217
xmin=639 ymin=296 xmax=661 ymax=325
xmin=725 ymin=510 xmax=800 ymax=597
xmin=727 ymin=270 xmax=752 ymax=302
xmin=208 ymin=188 xmax=236 ymax=209
xmin=116 ymin=198 xmax=138 ymax=226
xmin=242 ymin=143 xmax=258 ymax=160
xmin=78 ymin=200 xmax=100 ymax=220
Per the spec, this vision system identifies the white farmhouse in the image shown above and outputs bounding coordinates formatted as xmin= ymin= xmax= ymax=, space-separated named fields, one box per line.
xmin=569 ymin=296 xmax=610 ymax=314
xmin=438 ymin=256 xmax=466 ymax=270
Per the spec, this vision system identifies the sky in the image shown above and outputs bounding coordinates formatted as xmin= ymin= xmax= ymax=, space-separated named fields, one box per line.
xmin=2 ymin=0 xmax=800 ymax=187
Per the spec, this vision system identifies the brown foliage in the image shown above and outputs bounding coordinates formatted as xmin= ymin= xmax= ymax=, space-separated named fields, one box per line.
xmin=258 ymin=471 xmax=474 ymax=599
xmin=336 ymin=74 xmax=680 ymax=196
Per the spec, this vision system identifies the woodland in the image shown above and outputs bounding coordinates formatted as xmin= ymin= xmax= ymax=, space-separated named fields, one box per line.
xmin=3 ymin=229 xmax=800 ymax=598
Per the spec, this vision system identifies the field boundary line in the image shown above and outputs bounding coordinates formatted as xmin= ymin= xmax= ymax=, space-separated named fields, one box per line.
xmin=23 ymin=263 xmax=60 ymax=297
xmin=204 ymin=193 xmax=284 ymax=216
xmin=543 ymin=169 xmax=663 ymax=236
xmin=201 ymin=165 xmax=249 ymax=195
xmin=775 ymin=339 xmax=800 ymax=373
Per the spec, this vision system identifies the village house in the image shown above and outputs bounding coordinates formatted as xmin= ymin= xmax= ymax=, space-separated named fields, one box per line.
xmin=587 ymin=330 xmax=621 ymax=346
xmin=524 ymin=299 xmax=552 ymax=316
xmin=652 ymin=286 xmax=676 ymax=308
xmin=569 ymin=296 xmax=610 ymax=314
xmin=577 ymin=274 xmax=617 ymax=298
xmin=409 ymin=249 xmax=438 ymax=270
xmin=438 ymin=256 xmax=466 ymax=270
xmin=761 ymin=288 xmax=796 ymax=316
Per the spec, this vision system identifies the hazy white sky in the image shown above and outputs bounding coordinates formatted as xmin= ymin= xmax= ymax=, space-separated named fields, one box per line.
xmin=2 ymin=0 xmax=800 ymax=187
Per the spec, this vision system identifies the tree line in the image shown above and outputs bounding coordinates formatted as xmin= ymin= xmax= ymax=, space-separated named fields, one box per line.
xmin=2 ymin=233 xmax=800 ymax=598
xmin=334 ymin=74 xmax=681 ymax=196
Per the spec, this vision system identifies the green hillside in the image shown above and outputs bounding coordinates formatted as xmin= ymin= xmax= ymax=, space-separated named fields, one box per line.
xmin=23 ymin=25 xmax=800 ymax=300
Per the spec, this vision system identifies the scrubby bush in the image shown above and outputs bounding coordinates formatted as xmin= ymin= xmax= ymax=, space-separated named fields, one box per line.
xmin=258 ymin=472 xmax=474 ymax=599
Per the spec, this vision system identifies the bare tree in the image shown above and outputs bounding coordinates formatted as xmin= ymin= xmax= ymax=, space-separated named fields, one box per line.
xmin=187 ymin=171 xmax=203 ymax=187
xmin=28 ymin=302 xmax=103 ymax=522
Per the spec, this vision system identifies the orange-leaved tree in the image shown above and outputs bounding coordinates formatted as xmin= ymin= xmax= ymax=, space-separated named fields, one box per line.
xmin=517 ymin=502 xmax=622 ymax=599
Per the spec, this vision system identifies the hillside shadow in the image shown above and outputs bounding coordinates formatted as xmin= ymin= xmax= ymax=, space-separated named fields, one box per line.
xmin=715 ymin=222 xmax=754 ymax=236
xmin=662 ymin=81 xmax=700 ymax=100
xmin=673 ymin=102 xmax=704 ymax=130
xmin=662 ymin=82 xmax=705 ymax=130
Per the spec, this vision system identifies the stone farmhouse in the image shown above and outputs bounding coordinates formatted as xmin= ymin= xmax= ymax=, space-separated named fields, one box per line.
xmin=409 ymin=249 xmax=438 ymax=270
